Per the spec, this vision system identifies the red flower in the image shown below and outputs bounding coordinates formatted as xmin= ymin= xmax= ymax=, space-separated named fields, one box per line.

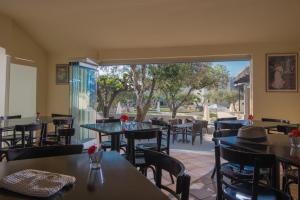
xmin=248 ymin=114 xmax=254 ymax=121
xmin=88 ymin=145 xmax=97 ymax=155
xmin=289 ymin=129 xmax=300 ymax=137
xmin=120 ymin=114 xmax=129 ymax=122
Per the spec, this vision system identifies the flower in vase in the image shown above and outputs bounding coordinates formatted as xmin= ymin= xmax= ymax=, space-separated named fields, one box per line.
xmin=88 ymin=145 xmax=97 ymax=155
xmin=120 ymin=114 xmax=129 ymax=123
xmin=288 ymin=129 xmax=300 ymax=138
xmin=248 ymin=114 xmax=254 ymax=121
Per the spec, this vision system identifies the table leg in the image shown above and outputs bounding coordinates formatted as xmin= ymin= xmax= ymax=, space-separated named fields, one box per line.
xmin=0 ymin=129 xmax=2 ymax=149
xmin=272 ymin=160 xmax=280 ymax=189
xmin=298 ymin=167 xmax=300 ymax=200
xmin=111 ymin=134 xmax=120 ymax=152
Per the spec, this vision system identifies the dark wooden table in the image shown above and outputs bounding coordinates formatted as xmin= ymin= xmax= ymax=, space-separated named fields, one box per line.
xmin=81 ymin=122 xmax=161 ymax=151
xmin=0 ymin=152 xmax=168 ymax=200
xmin=0 ymin=116 xmax=71 ymax=148
xmin=218 ymin=134 xmax=300 ymax=197
xmin=217 ymin=120 xmax=293 ymax=129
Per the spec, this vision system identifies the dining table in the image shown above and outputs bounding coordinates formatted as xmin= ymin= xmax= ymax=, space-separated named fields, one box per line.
xmin=173 ymin=123 xmax=193 ymax=143
xmin=0 ymin=151 xmax=169 ymax=200
xmin=0 ymin=116 xmax=72 ymax=148
xmin=80 ymin=122 xmax=161 ymax=152
xmin=217 ymin=134 xmax=300 ymax=198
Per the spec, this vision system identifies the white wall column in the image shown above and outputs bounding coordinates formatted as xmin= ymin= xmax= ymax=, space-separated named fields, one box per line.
xmin=0 ymin=47 xmax=7 ymax=116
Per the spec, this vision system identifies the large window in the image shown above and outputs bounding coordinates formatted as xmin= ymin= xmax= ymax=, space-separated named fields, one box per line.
xmin=97 ymin=60 xmax=250 ymax=122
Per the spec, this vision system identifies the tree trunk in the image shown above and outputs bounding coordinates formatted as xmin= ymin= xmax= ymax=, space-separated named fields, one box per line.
xmin=103 ymin=106 xmax=110 ymax=118
xmin=172 ymin=108 xmax=177 ymax=119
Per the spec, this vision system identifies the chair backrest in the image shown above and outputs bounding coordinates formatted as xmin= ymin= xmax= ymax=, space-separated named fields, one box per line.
xmin=1 ymin=115 xmax=22 ymax=120
xmin=58 ymin=128 xmax=75 ymax=144
xmin=125 ymin=130 xmax=162 ymax=165
xmin=144 ymin=149 xmax=190 ymax=200
xmin=52 ymin=113 xmax=72 ymax=118
xmin=262 ymin=118 xmax=290 ymax=124
xmin=96 ymin=118 xmax=120 ymax=123
xmin=53 ymin=118 xmax=73 ymax=127
xmin=6 ymin=144 xmax=83 ymax=161
xmin=192 ymin=122 xmax=203 ymax=133
xmin=214 ymin=117 xmax=237 ymax=130
xmin=218 ymin=122 xmax=244 ymax=130
xmin=151 ymin=119 xmax=171 ymax=153
xmin=215 ymin=144 xmax=289 ymax=200
xmin=15 ymin=123 xmax=42 ymax=132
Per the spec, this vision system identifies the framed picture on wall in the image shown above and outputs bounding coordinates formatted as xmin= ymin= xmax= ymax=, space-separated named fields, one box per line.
xmin=266 ymin=53 xmax=298 ymax=92
xmin=56 ymin=64 xmax=69 ymax=84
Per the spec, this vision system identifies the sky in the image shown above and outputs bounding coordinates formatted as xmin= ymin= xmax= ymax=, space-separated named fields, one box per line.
xmin=98 ymin=60 xmax=250 ymax=77
xmin=212 ymin=61 xmax=250 ymax=77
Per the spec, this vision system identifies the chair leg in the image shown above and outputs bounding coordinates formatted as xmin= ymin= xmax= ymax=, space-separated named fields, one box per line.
xmin=211 ymin=165 xmax=216 ymax=179
xmin=192 ymin=136 xmax=195 ymax=145
xmin=169 ymin=172 xmax=175 ymax=184
xmin=200 ymin=133 xmax=203 ymax=144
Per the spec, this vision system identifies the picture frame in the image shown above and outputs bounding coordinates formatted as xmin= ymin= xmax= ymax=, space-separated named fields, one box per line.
xmin=266 ymin=53 xmax=298 ymax=92
xmin=56 ymin=64 xmax=69 ymax=85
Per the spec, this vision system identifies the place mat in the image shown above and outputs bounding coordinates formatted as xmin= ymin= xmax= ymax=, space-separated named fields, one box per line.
xmin=0 ymin=169 xmax=76 ymax=197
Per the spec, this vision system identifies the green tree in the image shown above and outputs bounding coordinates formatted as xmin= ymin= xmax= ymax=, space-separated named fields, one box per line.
xmin=97 ymin=73 xmax=130 ymax=118
xmin=157 ymin=63 xmax=229 ymax=118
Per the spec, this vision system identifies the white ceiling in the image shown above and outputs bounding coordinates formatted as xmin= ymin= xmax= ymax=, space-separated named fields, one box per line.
xmin=0 ymin=0 xmax=300 ymax=54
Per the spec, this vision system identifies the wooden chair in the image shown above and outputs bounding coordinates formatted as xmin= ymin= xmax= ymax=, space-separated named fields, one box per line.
xmin=211 ymin=124 xmax=240 ymax=179
xmin=186 ymin=121 xmax=206 ymax=145
xmin=144 ymin=149 xmax=191 ymax=200
xmin=124 ymin=130 xmax=162 ymax=174
xmin=215 ymin=144 xmax=291 ymax=200
xmin=262 ymin=117 xmax=290 ymax=134
xmin=58 ymin=128 xmax=75 ymax=145
xmin=96 ymin=118 xmax=127 ymax=151
xmin=137 ymin=119 xmax=171 ymax=154
xmin=169 ymin=119 xmax=183 ymax=143
xmin=6 ymin=144 xmax=83 ymax=161
xmin=214 ymin=117 xmax=237 ymax=131
xmin=0 ymin=115 xmax=22 ymax=147
xmin=14 ymin=124 xmax=42 ymax=147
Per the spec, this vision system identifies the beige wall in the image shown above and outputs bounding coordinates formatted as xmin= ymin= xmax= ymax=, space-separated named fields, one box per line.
xmin=0 ymin=13 xmax=48 ymax=114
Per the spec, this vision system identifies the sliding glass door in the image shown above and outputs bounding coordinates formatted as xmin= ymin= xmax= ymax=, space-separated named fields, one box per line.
xmin=70 ymin=61 xmax=97 ymax=143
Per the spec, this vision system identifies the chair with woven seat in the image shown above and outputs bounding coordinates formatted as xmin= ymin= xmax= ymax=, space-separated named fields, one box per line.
xmin=143 ymin=149 xmax=191 ymax=200
xmin=211 ymin=121 xmax=243 ymax=179
xmin=14 ymin=124 xmax=43 ymax=148
xmin=124 ymin=130 xmax=162 ymax=174
xmin=136 ymin=119 xmax=171 ymax=154
xmin=215 ymin=144 xmax=291 ymax=200
xmin=96 ymin=118 xmax=127 ymax=151
xmin=6 ymin=144 xmax=83 ymax=161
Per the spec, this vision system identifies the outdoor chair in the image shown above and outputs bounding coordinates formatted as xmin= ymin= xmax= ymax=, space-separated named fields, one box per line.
xmin=144 ymin=149 xmax=191 ymax=200
xmin=215 ymin=144 xmax=291 ymax=200
xmin=186 ymin=121 xmax=205 ymax=145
